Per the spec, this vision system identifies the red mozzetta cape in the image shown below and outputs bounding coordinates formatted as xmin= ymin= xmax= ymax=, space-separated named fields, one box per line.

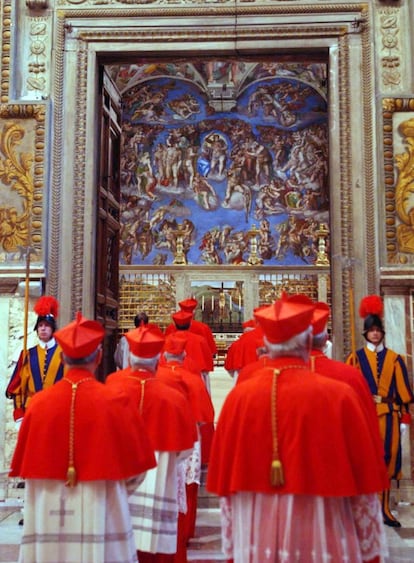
xmin=237 ymin=353 xmax=388 ymax=487
xmin=207 ymin=357 xmax=389 ymax=497
xmin=158 ymin=353 xmax=202 ymax=376
xmin=165 ymin=320 xmax=217 ymax=355
xmin=236 ymin=355 xmax=272 ymax=385
xmin=9 ymin=370 xmax=157 ymax=481
xmin=106 ymin=368 xmax=197 ymax=452
xmin=156 ymin=362 xmax=215 ymax=463
xmin=165 ymin=331 xmax=214 ymax=372
xmin=224 ymin=326 xmax=264 ymax=372
xmin=156 ymin=362 xmax=215 ymax=424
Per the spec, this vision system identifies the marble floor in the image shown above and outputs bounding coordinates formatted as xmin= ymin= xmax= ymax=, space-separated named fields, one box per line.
xmin=1 ymin=368 xmax=414 ymax=562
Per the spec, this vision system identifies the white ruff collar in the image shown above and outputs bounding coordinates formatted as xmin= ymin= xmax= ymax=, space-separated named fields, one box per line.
xmin=39 ymin=337 xmax=56 ymax=350
xmin=366 ymin=341 xmax=384 ymax=353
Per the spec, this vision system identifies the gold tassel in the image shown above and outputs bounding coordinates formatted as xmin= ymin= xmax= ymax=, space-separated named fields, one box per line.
xmin=66 ymin=465 xmax=77 ymax=487
xmin=271 ymin=459 xmax=284 ymax=487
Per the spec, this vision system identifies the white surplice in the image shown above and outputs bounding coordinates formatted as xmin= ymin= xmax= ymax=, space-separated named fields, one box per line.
xmin=220 ymin=492 xmax=389 ymax=563
xmin=20 ymin=478 xmax=139 ymax=563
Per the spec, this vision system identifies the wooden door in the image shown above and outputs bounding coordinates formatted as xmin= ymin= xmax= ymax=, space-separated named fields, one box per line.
xmin=96 ymin=68 xmax=122 ymax=379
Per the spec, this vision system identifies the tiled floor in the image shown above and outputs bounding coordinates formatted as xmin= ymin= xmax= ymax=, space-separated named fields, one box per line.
xmin=1 ymin=369 xmax=414 ymax=562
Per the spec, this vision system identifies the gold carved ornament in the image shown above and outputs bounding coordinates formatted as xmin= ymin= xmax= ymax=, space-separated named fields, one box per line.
xmin=394 ymin=118 xmax=414 ymax=254
xmin=0 ymin=122 xmax=34 ymax=253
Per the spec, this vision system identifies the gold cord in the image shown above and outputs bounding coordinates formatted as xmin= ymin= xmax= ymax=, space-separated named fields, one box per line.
xmin=139 ymin=379 xmax=146 ymax=415
xmin=63 ymin=376 xmax=91 ymax=487
xmin=126 ymin=374 xmax=149 ymax=415
xmin=310 ymin=355 xmax=316 ymax=372
xmin=270 ymin=364 xmax=309 ymax=487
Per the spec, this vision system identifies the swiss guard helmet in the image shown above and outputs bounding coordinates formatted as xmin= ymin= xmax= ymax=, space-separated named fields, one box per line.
xmin=33 ymin=295 xmax=59 ymax=333
xmin=359 ymin=294 xmax=385 ymax=338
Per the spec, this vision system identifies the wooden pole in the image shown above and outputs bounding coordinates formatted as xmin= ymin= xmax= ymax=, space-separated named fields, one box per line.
xmin=22 ymin=216 xmax=33 ymax=356
xmin=22 ymin=245 xmax=31 ymax=356
xmin=349 ymin=280 xmax=356 ymax=363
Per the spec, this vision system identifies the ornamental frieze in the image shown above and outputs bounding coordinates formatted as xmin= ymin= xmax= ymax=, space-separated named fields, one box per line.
xmin=378 ymin=6 xmax=402 ymax=90
xmin=58 ymin=0 xmax=300 ymax=5
xmin=26 ymin=18 xmax=50 ymax=98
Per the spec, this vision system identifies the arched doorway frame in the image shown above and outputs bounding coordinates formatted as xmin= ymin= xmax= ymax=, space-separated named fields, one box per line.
xmin=50 ymin=4 xmax=379 ymax=360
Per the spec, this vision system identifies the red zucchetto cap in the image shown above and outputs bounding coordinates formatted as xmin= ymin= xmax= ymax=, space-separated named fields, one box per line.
xmin=54 ymin=312 xmax=105 ymax=359
xmin=311 ymin=302 xmax=330 ymax=335
xmin=254 ymin=292 xmax=315 ymax=344
xmin=179 ymin=298 xmax=198 ymax=312
xmin=164 ymin=334 xmax=187 ymax=356
xmin=126 ymin=325 xmax=165 ymax=358
xmin=172 ymin=310 xmax=193 ymax=327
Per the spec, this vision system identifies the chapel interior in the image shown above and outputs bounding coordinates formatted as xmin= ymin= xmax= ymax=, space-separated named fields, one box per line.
xmin=0 ymin=0 xmax=414 ymax=518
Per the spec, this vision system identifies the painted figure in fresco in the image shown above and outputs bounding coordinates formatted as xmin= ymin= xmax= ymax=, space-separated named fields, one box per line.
xmin=168 ymin=93 xmax=200 ymax=119
xmin=289 ymin=216 xmax=319 ymax=263
xmin=153 ymin=143 xmax=167 ymax=186
xmin=284 ymin=179 xmax=303 ymax=210
xmin=206 ymin=61 xmax=240 ymax=85
xmin=120 ymin=231 xmax=136 ymax=265
xmin=129 ymin=128 xmax=147 ymax=155
xmin=165 ymin=143 xmax=182 ymax=189
xmin=258 ymin=219 xmax=275 ymax=260
xmin=183 ymin=145 xmax=199 ymax=189
xmin=289 ymin=141 xmax=322 ymax=190
xmin=275 ymin=220 xmax=290 ymax=260
xmin=153 ymin=253 xmax=168 ymax=265
xmin=245 ymin=138 xmax=272 ymax=186
xmin=192 ymin=174 xmax=218 ymax=210
xmin=223 ymin=167 xmax=252 ymax=222
xmin=135 ymin=222 xmax=154 ymax=259
xmin=222 ymin=231 xmax=248 ymax=265
xmin=255 ymin=179 xmax=286 ymax=219
xmin=274 ymin=215 xmax=317 ymax=264
xmin=149 ymin=204 xmax=170 ymax=229
xmin=200 ymin=231 xmax=221 ymax=264
xmin=135 ymin=152 xmax=157 ymax=199
xmin=125 ymin=154 xmax=138 ymax=189
xmin=202 ymin=133 xmax=228 ymax=180
xmin=180 ymin=218 xmax=196 ymax=257
xmin=217 ymin=225 xmax=234 ymax=251
xmin=131 ymin=88 xmax=166 ymax=121
xmin=121 ymin=154 xmax=138 ymax=189
xmin=302 ymin=187 xmax=321 ymax=211
xmin=272 ymin=88 xmax=298 ymax=127
xmin=247 ymin=86 xmax=275 ymax=117
xmin=276 ymin=130 xmax=305 ymax=181
xmin=155 ymin=218 xmax=179 ymax=254
xmin=271 ymin=134 xmax=290 ymax=171
xmin=301 ymin=219 xmax=319 ymax=257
